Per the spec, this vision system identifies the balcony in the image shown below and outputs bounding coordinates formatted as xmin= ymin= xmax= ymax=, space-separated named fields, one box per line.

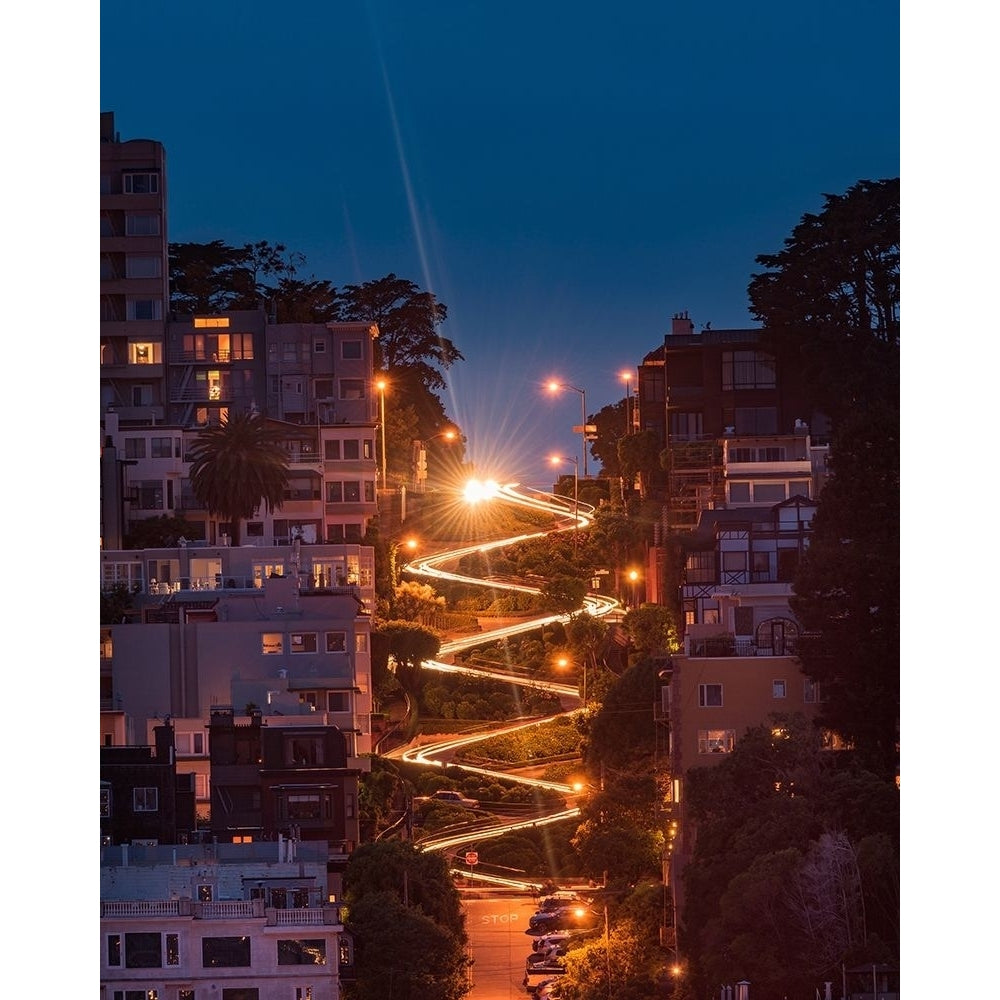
xmin=684 ymin=633 xmax=797 ymax=658
xmin=100 ymin=899 xmax=342 ymax=925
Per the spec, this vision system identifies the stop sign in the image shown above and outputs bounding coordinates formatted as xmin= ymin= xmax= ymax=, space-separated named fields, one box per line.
xmin=465 ymin=851 xmax=479 ymax=866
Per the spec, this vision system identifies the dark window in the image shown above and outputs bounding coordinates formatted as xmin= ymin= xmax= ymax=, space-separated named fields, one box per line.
xmin=342 ymin=340 xmax=363 ymax=359
xmin=151 ymin=437 xmax=173 ymax=458
xmin=685 ymin=551 xmax=714 ymax=584
xmin=722 ymin=350 xmax=776 ymax=390
xmin=277 ymin=939 xmax=327 ymax=965
xmin=343 ymin=481 xmax=361 ymax=502
xmin=202 ymin=936 xmax=251 ymax=967
xmin=107 ymin=934 xmax=121 ymax=966
xmin=343 ymin=440 xmax=360 ymax=460
xmin=124 ymin=932 xmax=162 ymax=968
xmin=124 ymin=172 xmax=159 ymax=194
xmin=734 ymin=606 xmax=754 ymax=635
xmin=734 ymin=407 xmax=778 ymax=434
xmin=324 ymin=439 xmax=341 ymax=460
xmin=135 ymin=481 xmax=164 ymax=511
xmin=166 ymin=933 xmax=179 ymax=965
xmin=222 ymin=991 xmax=259 ymax=1000
xmin=326 ymin=631 xmax=347 ymax=652
xmin=327 ymin=691 xmax=349 ymax=712
xmin=698 ymin=684 xmax=723 ymax=708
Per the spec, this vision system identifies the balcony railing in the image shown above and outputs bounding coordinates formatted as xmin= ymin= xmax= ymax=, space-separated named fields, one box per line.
xmin=100 ymin=899 xmax=343 ymax=924
xmin=685 ymin=636 xmax=797 ymax=657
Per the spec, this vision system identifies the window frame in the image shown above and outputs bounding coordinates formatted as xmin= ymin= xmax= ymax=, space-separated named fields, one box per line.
xmin=698 ymin=683 xmax=723 ymax=708
xmin=133 ymin=786 xmax=159 ymax=812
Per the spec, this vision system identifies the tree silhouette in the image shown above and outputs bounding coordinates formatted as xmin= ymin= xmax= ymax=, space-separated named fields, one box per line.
xmin=187 ymin=412 xmax=290 ymax=546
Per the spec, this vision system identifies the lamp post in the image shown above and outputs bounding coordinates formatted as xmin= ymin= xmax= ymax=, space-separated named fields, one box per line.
xmin=556 ymin=655 xmax=586 ymax=704
xmin=550 ymin=454 xmax=579 ymax=551
xmin=627 ymin=568 xmax=639 ymax=609
xmin=376 ymin=378 xmax=387 ymax=486
xmin=620 ymin=371 xmax=633 ymax=435
xmin=547 ymin=381 xmax=589 ymax=477
xmin=413 ymin=428 xmax=457 ymax=491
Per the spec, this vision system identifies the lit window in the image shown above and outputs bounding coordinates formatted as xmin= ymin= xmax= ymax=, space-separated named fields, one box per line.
xmin=698 ymin=729 xmax=736 ymax=754
xmin=261 ymin=633 xmax=283 ymax=655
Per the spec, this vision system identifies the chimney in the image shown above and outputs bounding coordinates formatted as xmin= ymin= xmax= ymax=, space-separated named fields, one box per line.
xmin=670 ymin=311 xmax=695 ymax=336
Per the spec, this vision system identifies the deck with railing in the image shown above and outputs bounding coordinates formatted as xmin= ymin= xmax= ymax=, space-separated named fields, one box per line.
xmin=100 ymin=899 xmax=343 ymax=925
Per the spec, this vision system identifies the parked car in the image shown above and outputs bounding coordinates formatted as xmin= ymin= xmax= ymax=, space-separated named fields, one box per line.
xmin=526 ymin=944 xmax=567 ymax=968
xmin=528 ymin=905 xmax=600 ymax=933
xmin=524 ymin=967 xmax=566 ymax=995
xmin=414 ymin=789 xmax=480 ymax=810
xmin=531 ymin=927 xmax=594 ymax=952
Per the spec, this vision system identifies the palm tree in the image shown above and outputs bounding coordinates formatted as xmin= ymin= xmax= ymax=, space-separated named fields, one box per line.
xmin=188 ymin=412 xmax=290 ymax=546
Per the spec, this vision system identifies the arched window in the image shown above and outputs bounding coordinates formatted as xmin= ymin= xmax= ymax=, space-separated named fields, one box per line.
xmin=756 ymin=617 xmax=798 ymax=655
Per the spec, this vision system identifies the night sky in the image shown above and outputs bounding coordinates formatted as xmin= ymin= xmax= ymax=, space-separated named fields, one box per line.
xmin=99 ymin=0 xmax=899 ymax=487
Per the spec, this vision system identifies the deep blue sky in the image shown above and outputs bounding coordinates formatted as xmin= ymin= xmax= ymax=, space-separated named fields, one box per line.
xmin=100 ymin=0 xmax=899 ymax=487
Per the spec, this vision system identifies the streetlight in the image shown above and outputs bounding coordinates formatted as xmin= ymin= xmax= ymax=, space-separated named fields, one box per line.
xmin=626 ymin=568 xmax=640 ymax=608
xmin=413 ymin=428 xmax=457 ymax=491
xmin=556 ymin=655 xmax=586 ymax=704
xmin=547 ymin=381 xmax=589 ymax=477
xmin=620 ymin=371 xmax=633 ymax=435
xmin=549 ymin=454 xmax=579 ymax=550
xmin=376 ymin=378 xmax=388 ymax=486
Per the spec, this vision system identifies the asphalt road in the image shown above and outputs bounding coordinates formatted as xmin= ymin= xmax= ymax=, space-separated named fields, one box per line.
xmin=463 ymin=893 xmax=542 ymax=1000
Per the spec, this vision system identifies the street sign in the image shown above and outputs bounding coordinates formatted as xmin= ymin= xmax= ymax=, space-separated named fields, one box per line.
xmin=572 ymin=424 xmax=597 ymax=434
xmin=465 ymin=851 xmax=479 ymax=866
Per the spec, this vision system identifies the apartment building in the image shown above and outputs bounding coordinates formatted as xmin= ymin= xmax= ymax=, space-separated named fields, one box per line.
xmin=100 ymin=840 xmax=345 ymax=1000
xmin=100 ymin=317 xmax=381 ymax=549
xmin=636 ymin=311 xmax=827 ymax=532
xmin=101 ymin=111 xmax=170 ymax=425
xmin=100 ymin=545 xmax=375 ymax=732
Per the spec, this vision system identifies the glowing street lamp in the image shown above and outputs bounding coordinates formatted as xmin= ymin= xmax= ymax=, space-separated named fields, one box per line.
xmin=549 ymin=454 xmax=579 ymax=550
xmin=556 ymin=654 xmax=586 ymax=703
xmin=627 ymin=568 xmax=640 ymax=608
xmin=620 ymin=371 xmax=634 ymax=435
xmin=376 ymin=378 xmax=388 ymax=486
xmin=413 ymin=427 xmax=457 ymax=491
xmin=547 ymin=380 xmax=590 ymax=477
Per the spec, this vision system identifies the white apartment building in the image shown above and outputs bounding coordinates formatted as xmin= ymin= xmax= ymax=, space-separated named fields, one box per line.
xmin=100 ymin=841 xmax=346 ymax=1000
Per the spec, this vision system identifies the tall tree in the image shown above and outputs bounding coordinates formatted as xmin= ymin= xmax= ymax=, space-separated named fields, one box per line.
xmin=269 ymin=275 xmax=339 ymax=322
xmin=790 ymin=399 xmax=900 ymax=777
xmin=187 ymin=412 xmax=290 ymax=546
xmin=169 ymin=240 xmax=247 ymax=313
xmin=590 ymin=398 xmax=629 ymax=478
xmin=169 ymin=239 xmax=304 ymax=313
xmin=343 ymin=840 xmax=470 ymax=1000
xmin=337 ymin=274 xmax=462 ymax=392
xmin=747 ymin=177 xmax=900 ymax=424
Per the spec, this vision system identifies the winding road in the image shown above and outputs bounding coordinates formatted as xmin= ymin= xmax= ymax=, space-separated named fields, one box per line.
xmin=384 ymin=481 xmax=621 ymax=884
